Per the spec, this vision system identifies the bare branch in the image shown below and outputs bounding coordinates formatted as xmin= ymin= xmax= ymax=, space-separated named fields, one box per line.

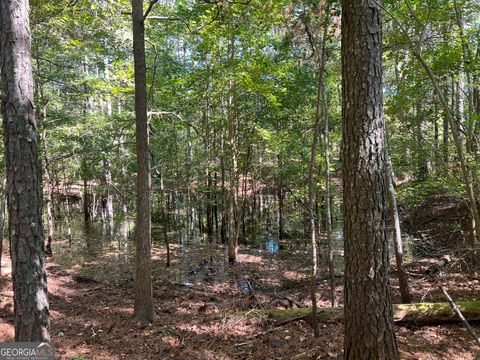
xmin=143 ymin=0 xmax=159 ymax=21
xmin=146 ymin=16 xmax=181 ymax=21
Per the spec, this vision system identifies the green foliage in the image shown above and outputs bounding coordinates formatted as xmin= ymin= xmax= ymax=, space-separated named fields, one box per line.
xmin=68 ymin=355 xmax=86 ymax=360
xmin=23 ymin=0 xmax=480 ymax=228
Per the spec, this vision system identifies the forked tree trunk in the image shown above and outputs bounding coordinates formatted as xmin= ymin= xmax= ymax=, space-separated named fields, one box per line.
xmin=342 ymin=1 xmax=398 ymax=358
xmin=132 ymin=0 xmax=156 ymax=323
xmin=0 ymin=0 xmax=50 ymax=341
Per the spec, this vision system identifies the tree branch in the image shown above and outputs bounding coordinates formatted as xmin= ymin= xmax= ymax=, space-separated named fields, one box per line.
xmin=143 ymin=0 xmax=159 ymax=21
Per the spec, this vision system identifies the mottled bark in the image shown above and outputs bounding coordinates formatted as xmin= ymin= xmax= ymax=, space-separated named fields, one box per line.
xmin=132 ymin=0 xmax=156 ymax=323
xmin=0 ymin=0 xmax=50 ymax=341
xmin=341 ymin=0 xmax=398 ymax=358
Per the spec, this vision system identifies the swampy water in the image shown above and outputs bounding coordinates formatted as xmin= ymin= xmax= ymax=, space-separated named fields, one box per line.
xmin=50 ymin=212 xmax=349 ymax=291
xmin=51 ymin=209 xmax=417 ymax=294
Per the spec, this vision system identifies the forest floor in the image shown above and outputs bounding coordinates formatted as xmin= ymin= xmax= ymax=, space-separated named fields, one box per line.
xmin=1 ymin=195 xmax=480 ymax=359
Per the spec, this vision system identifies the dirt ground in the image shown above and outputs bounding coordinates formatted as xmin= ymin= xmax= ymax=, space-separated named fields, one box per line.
xmin=1 ymin=194 xmax=480 ymax=359
xmin=1 ymin=242 xmax=479 ymax=360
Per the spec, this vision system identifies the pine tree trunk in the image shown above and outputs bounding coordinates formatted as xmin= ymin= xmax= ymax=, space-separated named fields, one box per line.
xmin=0 ymin=0 xmax=50 ymax=341
xmin=132 ymin=0 xmax=156 ymax=323
xmin=341 ymin=0 xmax=398 ymax=358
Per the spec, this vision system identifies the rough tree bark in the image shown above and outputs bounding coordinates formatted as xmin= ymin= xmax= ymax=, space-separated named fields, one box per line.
xmin=132 ymin=0 xmax=156 ymax=323
xmin=341 ymin=0 xmax=398 ymax=358
xmin=0 ymin=0 xmax=50 ymax=341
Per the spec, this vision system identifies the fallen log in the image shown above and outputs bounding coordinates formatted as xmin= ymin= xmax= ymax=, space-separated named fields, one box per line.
xmin=439 ymin=284 xmax=480 ymax=345
xmin=211 ymin=300 xmax=480 ymax=325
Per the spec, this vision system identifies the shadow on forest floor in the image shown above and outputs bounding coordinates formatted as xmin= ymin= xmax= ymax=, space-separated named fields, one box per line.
xmin=1 ymin=210 xmax=480 ymax=359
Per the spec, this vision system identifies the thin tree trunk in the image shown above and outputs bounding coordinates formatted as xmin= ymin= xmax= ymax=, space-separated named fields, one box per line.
xmin=102 ymin=160 xmax=114 ymax=236
xmin=385 ymin=150 xmax=412 ymax=303
xmin=415 ymin=101 xmax=427 ymax=181
xmin=434 ymin=100 xmax=440 ymax=169
xmin=0 ymin=178 xmax=6 ymax=275
xmin=159 ymin=170 xmax=170 ymax=267
xmin=132 ymin=0 xmax=156 ymax=323
xmin=220 ymin=124 xmax=227 ymax=243
xmin=43 ymin=125 xmax=55 ymax=256
xmin=323 ymin=78 xmax=336 ymax=308
xmin=399 ymin=3 xmax=480 ymax=262
xmin=414 ymin=51 xmax=480 ymax=262
xmin=82 ymin=56 xmax=91 ymax=224
xmin=443 ymin=86 xmax=449 ymax=166
xmin=307 ymin=3 xmax=330 ymax=336
xmin=227 ymin=7 xmax=238 ymax=263
xmin=277 ymin=180 xmax=284 ymax=239
xmin=63 ymin=176 xmax=72 ymax=246
xmin=0 ymin=0 xmax=50 ymax=341
xmin=186 ymin=126 xmax=193 ymax=243
xmin=103 ymin=57 xmax=114 ymax=235
xmin=342 ymin=1 xmax=398 ymax=358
